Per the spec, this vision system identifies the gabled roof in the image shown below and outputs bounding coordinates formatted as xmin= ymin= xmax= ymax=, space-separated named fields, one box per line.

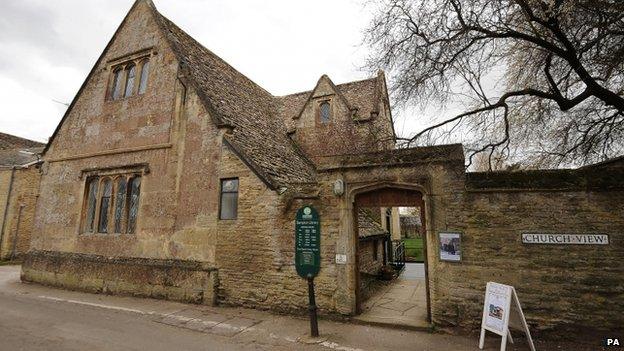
xmin=149 ymin=4 xmax=317 ymax=188
xmin=0 ymin=132 xmax=44 ymax=167
xmin=0 ymin=132 xmax=44 ymax=150
xmin=275 ymin=77 xmax=381 ymax=124
xmin=44 ymin=0 xmax=392 ymax=189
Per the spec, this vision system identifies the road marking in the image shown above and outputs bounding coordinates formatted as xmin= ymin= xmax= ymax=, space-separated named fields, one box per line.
xmin=36 ymin=295 xmax=365 ymax=350
xmin=38 ymin=295 xmax=151 ymax=315
xmin=320 ymin=341 xmax=365 ymax=351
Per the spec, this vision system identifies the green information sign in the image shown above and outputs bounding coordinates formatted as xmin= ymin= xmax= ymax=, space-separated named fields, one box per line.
xmin=295 ymin=206 xmax=320 ymax=278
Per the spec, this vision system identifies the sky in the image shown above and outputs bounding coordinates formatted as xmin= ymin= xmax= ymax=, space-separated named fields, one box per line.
xmin=0 ymin=0 xmax=437 ymax=143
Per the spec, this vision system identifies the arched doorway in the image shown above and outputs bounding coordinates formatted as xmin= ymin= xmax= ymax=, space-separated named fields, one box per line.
xmin=351 ymin=185 xmax=431 ymax=328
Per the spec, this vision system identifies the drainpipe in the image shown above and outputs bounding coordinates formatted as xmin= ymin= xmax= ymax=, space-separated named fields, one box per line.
xmin=11 ymin=204 xmax=25 ymax=260
xmin=0 ymin=167 xmax=16 ymax=260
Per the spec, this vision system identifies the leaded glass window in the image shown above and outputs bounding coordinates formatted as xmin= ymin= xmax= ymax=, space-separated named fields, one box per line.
xmin=85 ymin=178 xmax=99 ymax=233
xmin=82 ymin=174 xmax=142 ymax=235
xmin=114 ymin=178 xmax=127 ymax=233
xmin=98 ymin=178 xmax=113 ymax=233
xmin=320 ymin=101 xmax=331 ymax=123
xmin=112 ymin=68 xmax=124 ymax=100
xmin=219 ymin=178 xmax=239 ymax=220
xmin=127 ymin=177 xmax=141 ymax=234
xmin=138 ymin=60 xmax=149 ymax=94
xmin=124 ymin=64 xmax=136 ymax=98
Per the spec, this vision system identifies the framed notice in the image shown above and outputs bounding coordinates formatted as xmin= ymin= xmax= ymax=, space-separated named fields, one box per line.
xmin=439 ymin=232 xmax=461 ymax=262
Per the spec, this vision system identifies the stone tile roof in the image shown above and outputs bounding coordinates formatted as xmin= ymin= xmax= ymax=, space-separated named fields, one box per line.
xmin=0 ymin=132 xmax=44 ymax=150
xmin=149 ymin=2 xmax=395 ymax=189
xmin=334 ymin=78 xmax=379 ymax=121
xmin=152 ymin=9 xmax=318 ymax=188
xmin=0 ymin=132 xmax=44 ymax=167
xmin=358 ymin=209 xmax=388 ymax=238
xmin=276 ymin=77 xmax=380 ymax=126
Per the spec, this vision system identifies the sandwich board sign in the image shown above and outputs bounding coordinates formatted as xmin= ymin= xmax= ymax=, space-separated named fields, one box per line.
xmin=479 ymin=282 xmax=536 ymax=351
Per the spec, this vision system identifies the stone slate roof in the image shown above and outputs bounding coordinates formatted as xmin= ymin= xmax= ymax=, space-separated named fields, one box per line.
xmin=358 ymin=209 xmax=388 ymax=238
xmin=45 ymin=0 xmax=389 ymax=189
xmin=148 ymin=2 xmax=392 ymax=189
xmin=0 ymin=132 xmax=44 ymax=150
xmin=152 ymin=7 xmax=317 ymax=188
xmin=0 ymin=132 xmax=44 ymax=167
xmin=276 ymin=77 xmax=380 ymax=126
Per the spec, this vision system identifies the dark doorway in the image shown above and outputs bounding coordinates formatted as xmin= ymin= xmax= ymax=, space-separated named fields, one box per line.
xmin=353 ymin=187 xmax=431 ymax=328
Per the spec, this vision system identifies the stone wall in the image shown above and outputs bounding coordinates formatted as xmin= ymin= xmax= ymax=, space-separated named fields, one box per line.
xmin=323 ymin=147 xmax=623 ymax=336
xmin=358 ymin=238 xmax=383 ymax=275
xmin=22 ymin=250 xmax=217 ymax=304
xmin=30 ymin=0 xmax=182 ymax=260
xmin=437 ymin=168 xmax=624 ymax=335
xmin=25 ymin=1 xmax=224 ymax=301
xmin=213 ymin=145 xmax=342 ymax=315
xmin=291 ymin=75 xmax=394 ymax=165
xmin=0 ymin=166 xmax=41 ymax=260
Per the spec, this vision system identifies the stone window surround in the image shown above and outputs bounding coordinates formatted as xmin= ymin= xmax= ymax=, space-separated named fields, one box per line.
xmin=106 ymin=48 xmax=156 ymax=101
xmin=315 ymin=96 xmax=333 ymax=125
xmin=78 ymin=164 xmax=147 ymax=236
xmin=218 ymin=177 xmax=239 ymax=220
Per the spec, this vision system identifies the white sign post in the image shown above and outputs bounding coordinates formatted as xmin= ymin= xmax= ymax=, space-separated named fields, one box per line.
xmin=479 ymin=282 xmax=536 ymax=351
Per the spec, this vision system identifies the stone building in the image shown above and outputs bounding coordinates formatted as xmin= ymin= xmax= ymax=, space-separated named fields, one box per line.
xmin=23 ymin=0 xmax=624 ymax=336
xmin=0 ymin=132 xmax=44 ymax=260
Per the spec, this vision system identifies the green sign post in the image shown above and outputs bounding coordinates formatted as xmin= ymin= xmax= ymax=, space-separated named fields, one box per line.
xmin=295 ymin=206 xmax=320 ymax=337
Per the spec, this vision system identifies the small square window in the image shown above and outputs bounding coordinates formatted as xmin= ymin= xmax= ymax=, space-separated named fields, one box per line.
xmin=219 ymin=178 xmax=239 ymax=220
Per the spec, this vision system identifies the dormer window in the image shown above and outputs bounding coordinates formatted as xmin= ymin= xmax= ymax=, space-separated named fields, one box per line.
xmin=320 ymin=101 xmax=331 ymax=123
xmin=108 ymin=54 xmax=151 ymax=101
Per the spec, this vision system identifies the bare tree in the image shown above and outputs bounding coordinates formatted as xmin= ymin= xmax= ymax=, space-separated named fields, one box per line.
xmin=364 ymin=0 xmax=624 ymax=169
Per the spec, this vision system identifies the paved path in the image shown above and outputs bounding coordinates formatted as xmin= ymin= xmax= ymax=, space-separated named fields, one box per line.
xmin=0 ymin=264 xmax=578 ymax=350
xmin=356 ymin=263 xmax=428 ymax=329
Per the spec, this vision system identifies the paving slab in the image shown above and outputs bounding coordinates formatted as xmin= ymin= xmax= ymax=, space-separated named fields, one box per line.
xmin=378 ymin=300 xmax=417 ymax=312
xmin=158 ymin=314 xmax=194 ymax=327
xmin=209 ymin=322 xmax=246 ymax=337
xmin=184 ymin=318 xmax=214 ymax=332
xmin=356 ymin=263 xmax=429 ymax=330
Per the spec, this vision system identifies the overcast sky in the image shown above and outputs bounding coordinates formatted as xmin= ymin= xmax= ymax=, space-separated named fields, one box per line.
xmin=0 ymin=0 xmax=435 ymax=143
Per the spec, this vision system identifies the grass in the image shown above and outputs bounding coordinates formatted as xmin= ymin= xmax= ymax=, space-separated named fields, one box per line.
xmin=403 ymin=238 xmax=424 ymax=262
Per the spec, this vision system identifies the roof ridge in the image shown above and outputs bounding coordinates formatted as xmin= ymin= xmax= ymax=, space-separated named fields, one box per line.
xmin=0 ymin=132 xmax=46 ymax=150
xmin=277 ymin=76 xmax=378 ymax=98
xmin=149 ymin=4 xmax=317 ymax=187
xmin=153 ymin=10 xmax=274 ymax=99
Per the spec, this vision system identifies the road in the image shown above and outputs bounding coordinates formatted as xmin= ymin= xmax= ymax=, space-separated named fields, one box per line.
xmin=0 ymin=264 xmax=603 ymax=350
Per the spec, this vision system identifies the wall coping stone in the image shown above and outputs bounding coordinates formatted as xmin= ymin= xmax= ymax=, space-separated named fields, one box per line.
xmin=467 ymin=167 xmax=624 ymax=191
xmin=24 ymin=250 xmax=217 ymax=272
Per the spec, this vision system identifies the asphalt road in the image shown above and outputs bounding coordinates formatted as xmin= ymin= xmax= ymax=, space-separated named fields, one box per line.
xmin=0 ymin=265 xmax=314 ymax=351
xmin=0 ymin=264 xmax=611 ymax=351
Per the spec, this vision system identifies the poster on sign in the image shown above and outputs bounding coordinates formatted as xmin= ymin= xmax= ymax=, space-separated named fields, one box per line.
xmin=484 ymin=283 xmax=510 ymax=334
xmin=479 ymin=282 xmax=535 ymax=351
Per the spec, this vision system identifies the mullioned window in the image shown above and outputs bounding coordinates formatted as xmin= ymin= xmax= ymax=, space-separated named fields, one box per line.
xmin=82 ymin=174 xmax=141 ymax=234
